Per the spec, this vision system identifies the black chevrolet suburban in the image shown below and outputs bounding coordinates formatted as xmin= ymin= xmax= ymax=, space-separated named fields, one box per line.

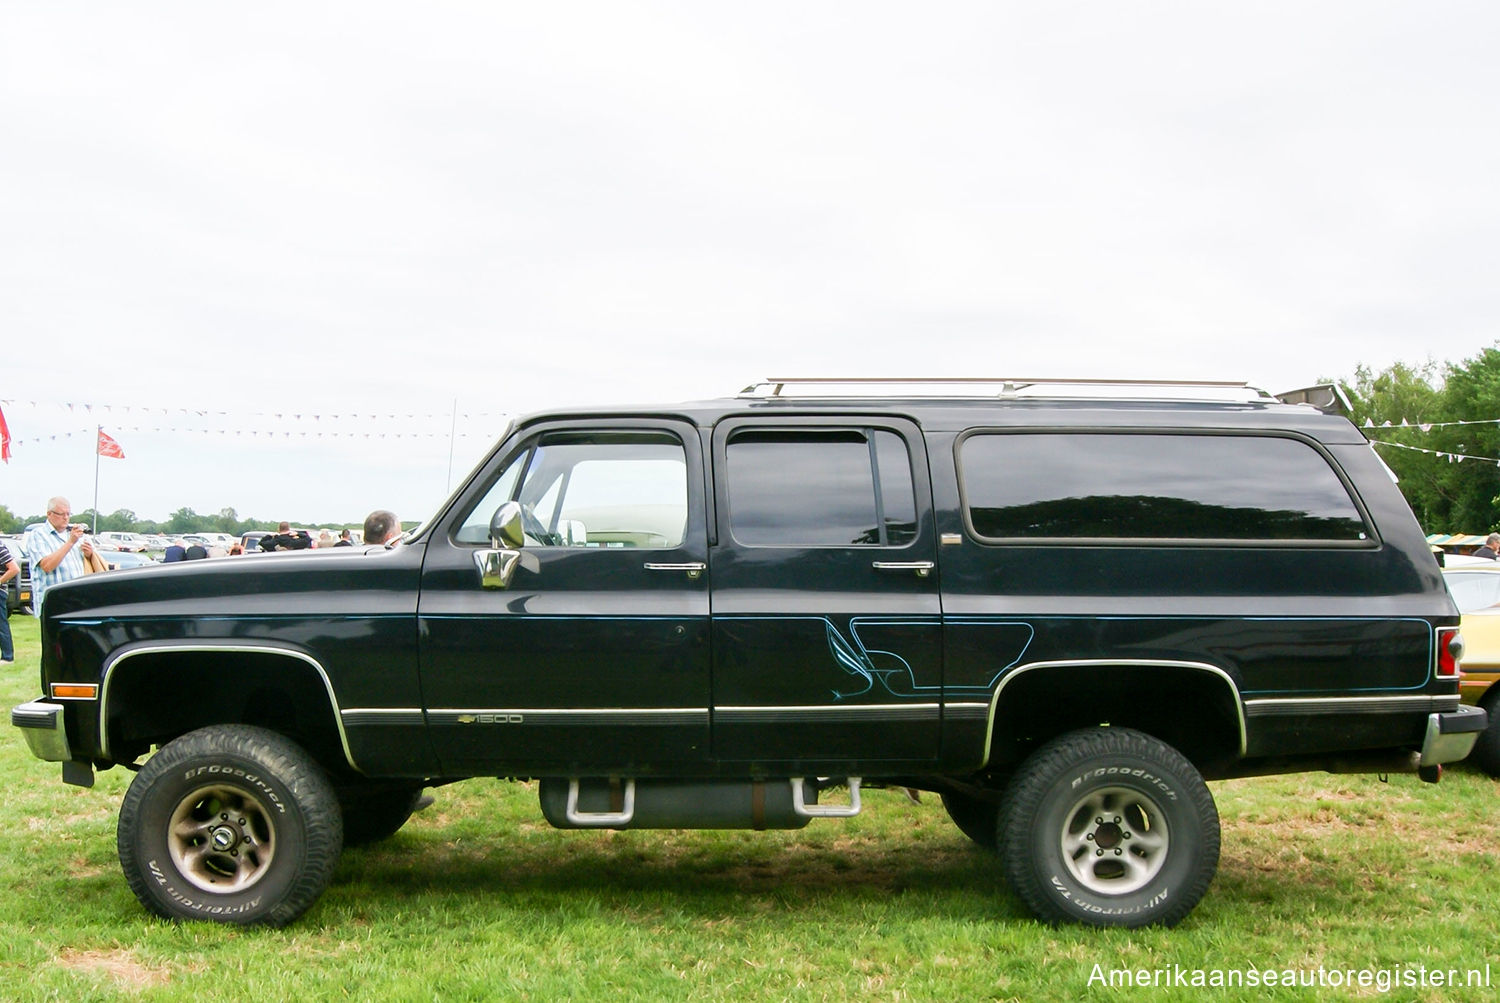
xmin=11 ymin=378 xmax=1485 ymax=928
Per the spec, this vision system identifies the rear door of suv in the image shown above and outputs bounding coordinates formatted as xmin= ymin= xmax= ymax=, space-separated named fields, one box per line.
xmin=708 ymin=415 xmax=942 ymax=765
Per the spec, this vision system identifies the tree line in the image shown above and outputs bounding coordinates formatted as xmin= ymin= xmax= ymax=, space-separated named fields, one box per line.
xmin=0 ymin=504 xmax=355 ymax=537
xmin=1343 ymin=344 xmax=1500 ymax=534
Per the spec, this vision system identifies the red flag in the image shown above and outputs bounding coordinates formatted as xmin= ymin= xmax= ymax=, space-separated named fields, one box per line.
xmin=0 ymin=403 xmax=10 ymax=463
xmin=97 ymin=428 xmax=125 ymax=459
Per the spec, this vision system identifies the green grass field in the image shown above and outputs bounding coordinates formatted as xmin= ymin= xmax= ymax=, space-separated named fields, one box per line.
xmin=2 ymin=613 xmax=1496 ymax=1001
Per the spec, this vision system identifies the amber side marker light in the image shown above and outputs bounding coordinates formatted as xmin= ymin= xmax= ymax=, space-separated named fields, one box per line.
xmin=50 ymin=683 xmax=99 ymax=700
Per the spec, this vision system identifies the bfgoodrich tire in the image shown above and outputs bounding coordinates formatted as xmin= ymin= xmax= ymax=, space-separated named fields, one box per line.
xmin=117 ymin=725 xmax=343 ymax=926
xmin=1000 ymin=727 xmax=1219 ymax=928
xmin=1470 ymin=693 xmax=1500 ymax=777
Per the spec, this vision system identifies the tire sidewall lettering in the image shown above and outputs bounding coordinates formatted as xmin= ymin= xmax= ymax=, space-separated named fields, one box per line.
xmin=1067 ymin=766 xmax=1179 ymax=801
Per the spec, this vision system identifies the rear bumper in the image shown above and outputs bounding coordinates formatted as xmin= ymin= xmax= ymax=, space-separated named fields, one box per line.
xmin=11 ymin=700 xmax=71 ymax=762
xmin=1420 ymin=706 xmax=1488 ymax=766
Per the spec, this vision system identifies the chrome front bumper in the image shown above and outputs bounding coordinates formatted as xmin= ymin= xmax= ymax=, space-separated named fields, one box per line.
xmin=1420 ymin=705 xmax=1488 ymax=766
xmin=11 ymin=700 xmax=72 ymax=763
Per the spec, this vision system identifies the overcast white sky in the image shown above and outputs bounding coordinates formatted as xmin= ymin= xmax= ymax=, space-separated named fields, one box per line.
xmin=3 ymin=2 xmax=1497 ymax=525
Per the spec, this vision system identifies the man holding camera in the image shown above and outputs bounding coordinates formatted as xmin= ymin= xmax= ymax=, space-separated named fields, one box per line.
xmin=24 ymin=496 xmax=95 ymax=617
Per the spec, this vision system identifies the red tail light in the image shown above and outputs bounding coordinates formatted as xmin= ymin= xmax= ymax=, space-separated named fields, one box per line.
xmin=1436 ymin=627 xmax=1463 ymax=680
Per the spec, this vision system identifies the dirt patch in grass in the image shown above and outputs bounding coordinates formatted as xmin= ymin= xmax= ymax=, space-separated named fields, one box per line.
xmin=56 ymin=948 xmax=172 ymax=990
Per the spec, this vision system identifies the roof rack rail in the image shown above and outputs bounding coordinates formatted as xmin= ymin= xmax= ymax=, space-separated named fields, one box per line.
xmin=739 ymin=377 xmax=1276 ymax=403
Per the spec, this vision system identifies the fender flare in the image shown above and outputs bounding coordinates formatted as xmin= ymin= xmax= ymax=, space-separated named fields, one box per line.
xmin=98 ymin=642 xmax=361 ymax=771
xmin=981 ymin=658 xmax=1248 ymax=767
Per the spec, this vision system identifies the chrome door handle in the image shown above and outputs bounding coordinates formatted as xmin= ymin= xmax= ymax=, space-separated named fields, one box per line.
xmin=644 ymin=562 xmax=706 ymax=580
xmin=871 ymin=560 xmax=935 ymax=578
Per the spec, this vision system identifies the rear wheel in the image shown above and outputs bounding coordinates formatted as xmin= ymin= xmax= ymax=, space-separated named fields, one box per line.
xmin=1470 ymin=691 xmax=1500 ymax=777
xmin=117 ymin=725 xmax=342 ymax=926
xmin=1000 ymin=727 xmax=1219 ymax=928
xmin=941 ymin=789 xmax=1003 ymax=851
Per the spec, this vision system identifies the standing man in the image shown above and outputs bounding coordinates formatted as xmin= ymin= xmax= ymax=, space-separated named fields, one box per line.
xmin=362 ymin=510 xmax=402 ymax=546
xmin=23 ymin=496 xmax=95 ymax=617
xmin=0 ymin=537 xmax=18 ymax=661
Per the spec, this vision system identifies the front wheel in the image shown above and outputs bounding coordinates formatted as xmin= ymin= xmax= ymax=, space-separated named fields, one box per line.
xmin=117 ymin=725 xmax=343 ymax=926
xmin=1000 ymin=727 xmax=1219 ymax=928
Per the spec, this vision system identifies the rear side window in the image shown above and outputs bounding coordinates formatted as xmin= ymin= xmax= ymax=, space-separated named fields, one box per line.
xmin=725 ymin=428 xmax=916 ymax=546
xmin=959 ymin=432 xmax=1370 ymax=544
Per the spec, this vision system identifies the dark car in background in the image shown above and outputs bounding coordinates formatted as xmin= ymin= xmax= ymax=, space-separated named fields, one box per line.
xmin=2 ymin=536 xmax=32 ymax=615
xmin=10 ymin=378 xmax=1485 ymax=930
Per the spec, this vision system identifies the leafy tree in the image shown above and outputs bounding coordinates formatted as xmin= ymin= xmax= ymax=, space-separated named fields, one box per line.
xmin=1342 ymin=360 xmax=1453 ymax=529
xmin=165 ymin=507 xmax=201 ymax=534
xmin=1437 ymin=346 xmax=1500 ymax=532
xmin=99 ymin=508 xmax=138 ymax=532
xmin=1344 ymin=345 xmax=1500 ymax=533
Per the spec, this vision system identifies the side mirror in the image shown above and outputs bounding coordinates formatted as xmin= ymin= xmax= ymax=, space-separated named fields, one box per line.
xmin=476 ymin=501 xmax=539 ymax=589
xmin=490 ymin=501 xmax=525 ymax=549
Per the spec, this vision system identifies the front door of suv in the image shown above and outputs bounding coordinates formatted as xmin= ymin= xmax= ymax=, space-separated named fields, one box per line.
xmin=709 ymin=417 xmax=942 ymax=765
xmin=418 ymin=419 xmax=710 ymax=775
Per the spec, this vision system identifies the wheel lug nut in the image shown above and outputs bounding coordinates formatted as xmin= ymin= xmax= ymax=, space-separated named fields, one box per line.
xmin=1115 ymin=848 xmax=1123 ymax=856
xmin=1086 ymin=833 xmax=1094 ymax=841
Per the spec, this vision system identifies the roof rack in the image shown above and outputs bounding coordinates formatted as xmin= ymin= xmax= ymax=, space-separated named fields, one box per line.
xmin=739 ymin=377 xmax=1278 ymax=404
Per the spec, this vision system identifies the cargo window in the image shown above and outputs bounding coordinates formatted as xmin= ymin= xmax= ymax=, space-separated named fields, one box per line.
xmin=959 ymin=432 xmax=1370 ymax=544
xmin=725 ymin=428 xmax=916 ymax=546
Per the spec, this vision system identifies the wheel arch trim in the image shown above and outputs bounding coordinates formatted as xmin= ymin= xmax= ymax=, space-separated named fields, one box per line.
xmin=99 ymin=642 xmax=360 ymax=771
xmin=980 ymin=658 xmax=1248 ymax=767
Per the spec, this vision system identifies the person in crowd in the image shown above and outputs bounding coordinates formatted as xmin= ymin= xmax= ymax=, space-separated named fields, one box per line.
xmin=260 ymin=521 xmax=311 ymax=552
xmin=163 ymin=540 xmax=186 ymax=563
xmin=334 ymin=529 xmax=354 ymax=547
xmin=363 ymin=510 xmax=402 ymax=546
xmin=227 ymin=542 xmax=245 ymax=556
xmin=184 ymin=543 xmax=209 ymax=561
xmin=1474 ymin=533 xmax=1500 ymax=560
xmin=0 ymin=538 xmax=18 ymax=661
xmin=316 ymin=530 xmax=335 ymax=549
xmin=23 ymin=496 xmax=96 ymax=616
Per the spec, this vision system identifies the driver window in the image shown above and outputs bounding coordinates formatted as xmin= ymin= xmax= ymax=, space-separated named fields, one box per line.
xmin=457 ymin=431 xmax=688 ymax=548
xmin=454 ymin=447 xmax=528 ymax=544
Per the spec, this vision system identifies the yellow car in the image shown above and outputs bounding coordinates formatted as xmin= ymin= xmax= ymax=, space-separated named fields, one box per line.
xmin=1442 ymin=560 xmax=1500 ymax=775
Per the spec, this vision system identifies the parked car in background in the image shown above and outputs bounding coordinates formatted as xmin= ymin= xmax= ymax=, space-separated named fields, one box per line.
xmin=96 ymin=532 xmax=151 ymax=553
xmin=240 ymin=531 xmax=270 ymax=553
xmin=97 ymin=550 xmax=160 ymax=571
xmin=2 ymin=535 xmax=33 ymax=614
xmin=1441 ymin=560 xmax=1500 ymax=775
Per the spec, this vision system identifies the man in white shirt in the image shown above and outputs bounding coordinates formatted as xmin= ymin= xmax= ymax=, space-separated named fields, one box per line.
xmin=23 ymin=496 xmax=96 ymax=616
